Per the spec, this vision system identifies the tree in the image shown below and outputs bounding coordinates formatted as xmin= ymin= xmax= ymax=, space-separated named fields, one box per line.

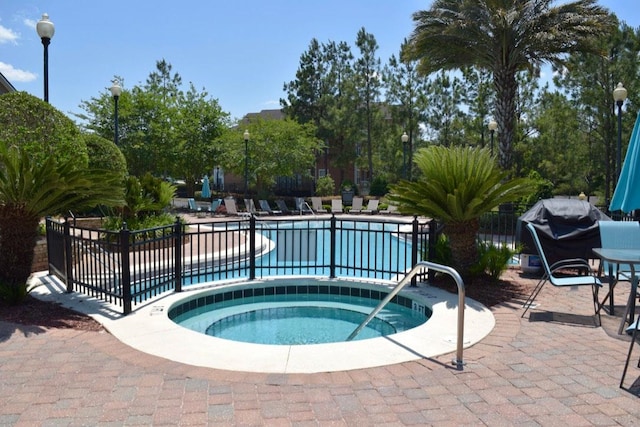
xmin=0 ymin=91 xmax=88 ymax=169
xmin=0 ymin=144 xmax=124 ymax=302
xmin=405 ymin=0 xmax=614 ymax=172
xmin=81 ymin=133 xmax=128 ymax=183
xmin=218 ymin=119 xmax=321 ymax=195
xmin=383 ymin=40 xmax=429 ymax=180
xmin=388 ymin=146 xmax=532 ymax=279
xmin=423 ymin=71 xmax=465 ymax=147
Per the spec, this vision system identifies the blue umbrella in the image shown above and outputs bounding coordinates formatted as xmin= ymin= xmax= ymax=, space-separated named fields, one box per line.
xmin=201 ymin=175 xmax=211 ymax=199
xmin=610 ymin=111 xmax=640 ymax=213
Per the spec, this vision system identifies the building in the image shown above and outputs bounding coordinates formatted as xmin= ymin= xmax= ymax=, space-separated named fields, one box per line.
xmin=0 ymin=71 xmax=16 ymax=95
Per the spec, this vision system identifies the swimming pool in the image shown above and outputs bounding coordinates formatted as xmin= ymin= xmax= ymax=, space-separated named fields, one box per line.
xmin=169 ymin=278 xmax=430 ymax=345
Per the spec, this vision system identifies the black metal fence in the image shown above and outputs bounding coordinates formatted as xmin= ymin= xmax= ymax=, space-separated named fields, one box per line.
xmin=46 ymin=215 xmax=435 ymax=315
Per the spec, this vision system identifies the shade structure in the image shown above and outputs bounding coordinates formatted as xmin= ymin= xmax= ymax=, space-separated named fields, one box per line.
xmin=610 ymin=111 xmax=640 ymax=213
xmin=201 ymin=175 xmax=211 ymax=199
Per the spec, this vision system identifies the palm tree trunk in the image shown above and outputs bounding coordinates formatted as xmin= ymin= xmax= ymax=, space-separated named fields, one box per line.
xmin=444 ymin=218 xmax=480 ymax=279
xmin=493 ymin=66 xmax=517 ymax=171
xmin=0 ymin=206 xmax=40 ymax=287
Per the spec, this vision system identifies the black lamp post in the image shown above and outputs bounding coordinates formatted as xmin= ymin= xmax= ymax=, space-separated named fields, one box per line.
xmin=488 ymin=119 xmax=498 ymax=157
xmin=110 ymin=80 xmax=122 ymax=146
xmin=243 ymin=130 xmax=250 ymax=198
xmin=401 ymin=132 xmax=409 ymax=179
xmin=36 ymin=13 xmax=55 ymax=103
xmin=613 ymin=82 xmax=627 ymax=181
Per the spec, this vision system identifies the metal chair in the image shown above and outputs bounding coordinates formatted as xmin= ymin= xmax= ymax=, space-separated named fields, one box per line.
xmin=521 ymin=223 xmax=602 ymax=323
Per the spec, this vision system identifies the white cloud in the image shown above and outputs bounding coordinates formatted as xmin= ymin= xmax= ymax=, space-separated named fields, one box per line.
xmin=0 ymin=24 xmax=19 ymax=44
xmin=23 ymin=18 xmax=36 ymax=30
xmin=263 ymin=100 xmax=280 ymax=106
xmin=0 ymin=62 xmax=37 ymax=82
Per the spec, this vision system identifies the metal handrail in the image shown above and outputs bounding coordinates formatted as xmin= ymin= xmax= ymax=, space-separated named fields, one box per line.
xmin=346 ymin=260 xmax=466 ymax=368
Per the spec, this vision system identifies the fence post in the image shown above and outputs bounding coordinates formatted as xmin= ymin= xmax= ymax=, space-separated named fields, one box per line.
xmin=63 ymin=218 xmax=73 ymax=293
xmin=120 ymin=222 xmax=132 ymax=315
xmin=411 ymin=216 xmax=419 ymax=287
xmin=249 ymin=215 xmax=256 ymax=280
xmin=330 ymin=214 xmax=336 ymax=278
xmin=427 ymin=219 xmax=438 ymax=282
xmin=174 ymin=217 xmax=182 ymax=293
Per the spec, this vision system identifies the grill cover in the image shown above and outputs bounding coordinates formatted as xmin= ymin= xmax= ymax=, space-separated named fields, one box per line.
xmin=516 ymin=199 xmax=610 ymax=265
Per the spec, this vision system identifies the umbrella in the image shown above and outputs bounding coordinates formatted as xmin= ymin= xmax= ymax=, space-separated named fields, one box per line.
xmin=201 ymin=175 xmax=211 ymax=199
xmin=611 ymin=111 xmax=640 ymax=213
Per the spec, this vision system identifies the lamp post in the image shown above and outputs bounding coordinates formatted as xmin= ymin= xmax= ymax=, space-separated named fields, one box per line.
xmin=401 ymin=132 xmax=409 ymax=179
xmin=613 ymin=82 xmax=627 ymax=182
xmin=488 ymin=120 xmax=498 ymax=157
xmin=110 ymin=80 xmax=122 ymax=146
xmin=243 ymin=130 xmax=250 ymax=198
xmin=36 ymin=13 xmax=55 ymax=103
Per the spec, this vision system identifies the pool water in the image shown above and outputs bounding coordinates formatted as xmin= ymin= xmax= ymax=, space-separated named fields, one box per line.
xmin=169 ymin=279 xmax=430 ymax=345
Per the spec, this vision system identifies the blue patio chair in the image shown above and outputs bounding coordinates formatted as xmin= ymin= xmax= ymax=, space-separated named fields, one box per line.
xmin=208 ymin=199 xmax=222 ymax=216
xmin=187 ymin=198 xmax=203 ymax=217
xmin=521 ymin=223 xmax=602 ymax=323
xmin=597 ymin=220 xmax=640 ymax=314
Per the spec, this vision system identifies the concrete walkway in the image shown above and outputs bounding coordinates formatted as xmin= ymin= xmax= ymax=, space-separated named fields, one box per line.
xmin=0 ymin=269 xmax=639 ymax=425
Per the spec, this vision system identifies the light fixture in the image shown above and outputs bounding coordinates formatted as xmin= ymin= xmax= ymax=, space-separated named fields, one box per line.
xmin=36 ymin=13 xmax=55 ymax=103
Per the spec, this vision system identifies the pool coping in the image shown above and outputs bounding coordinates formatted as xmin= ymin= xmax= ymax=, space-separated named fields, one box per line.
xmin=31 ymin=273 xmax=495 ymax=374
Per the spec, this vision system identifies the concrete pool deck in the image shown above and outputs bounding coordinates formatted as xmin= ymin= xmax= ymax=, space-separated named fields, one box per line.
xmin=1 ymin=267 xmax=639 ymax=425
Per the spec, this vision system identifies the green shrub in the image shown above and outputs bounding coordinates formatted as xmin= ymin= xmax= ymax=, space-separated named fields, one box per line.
xmin=370 ymin=176 xmax=389 ymax=197
xmin=471 ymin=242 xmax=518 ymax=282
xmin=316 ymin=175 xmax=335 ymax=196
xmin=0 ymin=280 xmax=41 ymax=305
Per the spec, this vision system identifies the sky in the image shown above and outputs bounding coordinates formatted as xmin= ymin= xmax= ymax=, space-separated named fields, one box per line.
xmin=1 ymin=1 xmax=638 ymax=122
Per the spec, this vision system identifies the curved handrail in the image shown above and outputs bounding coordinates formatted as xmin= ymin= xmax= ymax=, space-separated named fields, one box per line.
xmin=346 ymin=260 xmax=466 ymax=368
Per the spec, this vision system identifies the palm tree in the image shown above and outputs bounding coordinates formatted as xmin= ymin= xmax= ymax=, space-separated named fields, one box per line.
xmin=0 ymin=144 xmax=124 ymax=302
xmin=405 ymin=0 xmax=614 ymax=171
xmin=388 ymin=146 xmax=532 ymax=279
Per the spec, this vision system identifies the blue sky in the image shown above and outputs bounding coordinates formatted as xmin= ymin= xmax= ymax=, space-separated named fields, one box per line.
xmin=1 ymin=1 xmax=637 ymax=122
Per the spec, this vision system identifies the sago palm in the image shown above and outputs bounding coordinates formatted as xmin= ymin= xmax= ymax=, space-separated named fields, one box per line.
xmin=405 ymin=0 xmax=613 ymax=171
xmin=0 ymin=144 xmax=124 ymax=300
xmin=388 ymin=146 xmax=532 ymax=279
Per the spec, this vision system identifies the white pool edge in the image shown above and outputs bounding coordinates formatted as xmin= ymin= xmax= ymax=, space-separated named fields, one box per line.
xmin=30 ymin=273 xmax=495 ymax=374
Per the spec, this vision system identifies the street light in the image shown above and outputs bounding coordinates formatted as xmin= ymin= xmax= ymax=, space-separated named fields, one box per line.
xmin=243 ymin=130 xmax=250 ymax=198
xmin=488 ymin=120 xmax=498 ymax=157
xmin=613 ymin=82 xmax=628 ymax=181
xmin=110 ymin=80 xmax=122 ymax=146
xmin=401 ymin=132 xmax=409 ymax=179
xmin=36 ymin=13 xmax=55 ymax=103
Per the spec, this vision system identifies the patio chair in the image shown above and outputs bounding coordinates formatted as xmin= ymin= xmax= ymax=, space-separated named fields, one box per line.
xmin=311 ymin=197 xmax=326 ymax=213
xmin=187 ymin=198 xmax=204 ymax=217
xmin=521 ymin=222 xmax=602 ymax=323
xmin=275 ymin=199 xmax=297 ymax=215
xmin=208 ymin=199 xmax=222 ymax=216
xmin=597 ymin=220 xmax=640 ymax=314
xmin=224 ymin=198 xmax=250 ymax=217
xmin=331 ymin=199 xmax=344 ymax=214
xmin=361 ymin=199 xmax=379 ymax=214
xmin=245 ymin=199 xmax=268 ymax=216
xmin=259 ymin=200 xmax=281 ymax=215
xmin=380 ymin=204 xmax=398 ymax=215
xmin=349 ymin=197 xmax=364 ymax=213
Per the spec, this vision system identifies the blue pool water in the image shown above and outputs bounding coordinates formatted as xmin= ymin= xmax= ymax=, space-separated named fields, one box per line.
xmin=169 ymin=278 xmax=430 ymax=345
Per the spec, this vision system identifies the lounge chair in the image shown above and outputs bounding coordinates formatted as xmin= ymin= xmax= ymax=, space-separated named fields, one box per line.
xmin=296 ymin=197 xmax=314 ymax=214
xmin=361 ymin=199 xmax=379 ymax=214
xmin=245 ymin=199 xmax=268 ymax=216
xmin=275 ymin=199 xmax=297 ymax=215
xmin=311 ymin=197 xmax=326 ymax=213
xmin=208 ymin=199 xmax=222 ymax=216
xmin=259 ymin=200 xmax=281 ymax=215
xmin=380 ymin=205 xmax=398 ymax=215
xmin=349 ymin=197 xmax=364 ymax=213
xmin=224 ymin=198 xmax=250 ymax=217
xmin=187 ymin=198 xmax=204 ymax=217
xmin=521 ymin=222 xmax=602 ymax=323
xmin=331 ymin=199 xmax=344 ymax=214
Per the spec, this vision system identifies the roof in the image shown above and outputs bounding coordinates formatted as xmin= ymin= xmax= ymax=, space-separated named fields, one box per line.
xmin=0 ymin=71 xmax=16 ymax=94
